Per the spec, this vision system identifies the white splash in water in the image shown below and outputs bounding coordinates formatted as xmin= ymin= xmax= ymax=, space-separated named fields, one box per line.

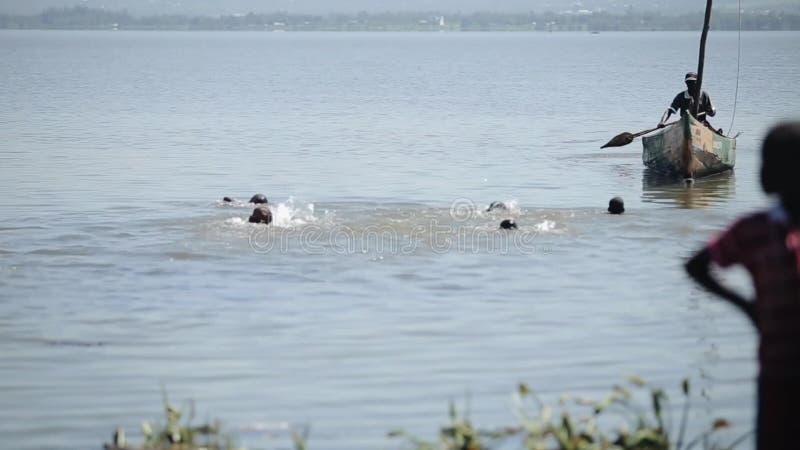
xmin=481 ymin=199 xmax=520 ymax=217
xmin=221 ymin=197 xmax=321 ymax=229
xmin=533 ymin=219 xmax=556 ymax=232
xmin=504 ymin=199 xmax=520 ymax=214
xmin=271 ymin=197 xmax=317 ymax=228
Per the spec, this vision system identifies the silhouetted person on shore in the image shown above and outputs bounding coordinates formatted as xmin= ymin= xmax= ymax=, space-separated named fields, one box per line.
xmin=685 ymin=121 xmax=800 ymax=450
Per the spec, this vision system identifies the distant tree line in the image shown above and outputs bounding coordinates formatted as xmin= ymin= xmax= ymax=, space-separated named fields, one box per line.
xmin=1 ymin=6 xmax=799 ymax=31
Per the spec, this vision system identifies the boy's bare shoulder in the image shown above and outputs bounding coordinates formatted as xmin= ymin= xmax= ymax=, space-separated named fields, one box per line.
xmin=719 ymin=210 xmax=792 ymax=255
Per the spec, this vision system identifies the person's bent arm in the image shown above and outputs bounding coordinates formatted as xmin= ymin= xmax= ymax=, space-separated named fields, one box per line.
xmin=685 ymin=248 xmax=757 ymax=328
xmin=704 ymin=94 xmax=716 ymax=117
xmin=658 ymin=109 xmax=673 ymax=128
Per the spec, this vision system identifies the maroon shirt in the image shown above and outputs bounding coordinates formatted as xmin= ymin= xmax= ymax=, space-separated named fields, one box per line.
xmin=708 ymin=207 xmax=800 ymax=377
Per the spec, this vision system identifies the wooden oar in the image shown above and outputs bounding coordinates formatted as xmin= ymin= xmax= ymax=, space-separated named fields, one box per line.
xmin=600 ymin=120 xmax=679 ymax=149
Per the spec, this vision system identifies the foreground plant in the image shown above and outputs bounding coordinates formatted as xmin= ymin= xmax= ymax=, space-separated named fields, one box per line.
xmin=390 ymin=377 xmax=751 ymax=450
xmin=104 ymin=387 xmax=239 ymax=450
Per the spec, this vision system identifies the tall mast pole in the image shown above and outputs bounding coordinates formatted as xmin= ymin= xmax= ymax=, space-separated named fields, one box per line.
xmin=693 ymin=0 xmax=713 ymax=116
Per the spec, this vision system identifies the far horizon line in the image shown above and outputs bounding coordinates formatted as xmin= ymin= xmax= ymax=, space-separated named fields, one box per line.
xmin=3 ymin=6 xmax=798 ymax=32
xmin=3 ymin=5 xmax=786 ymax=18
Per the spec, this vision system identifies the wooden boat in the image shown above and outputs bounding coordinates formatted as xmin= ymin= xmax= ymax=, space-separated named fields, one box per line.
xmin=641 ymin=0 xmax=737 ymax=179
xmin=642 ymin=114 xmax=736 ymax=178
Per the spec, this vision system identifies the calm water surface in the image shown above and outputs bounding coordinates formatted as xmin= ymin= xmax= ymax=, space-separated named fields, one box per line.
xmin=1 ymin=30 xmax=799 ymax=450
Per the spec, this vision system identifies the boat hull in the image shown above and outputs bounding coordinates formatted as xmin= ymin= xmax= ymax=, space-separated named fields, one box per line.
xmin=641 ymin=115 xmax=735 ymax=178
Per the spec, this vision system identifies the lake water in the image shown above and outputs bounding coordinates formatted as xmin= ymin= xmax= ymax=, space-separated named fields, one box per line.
xmin=1 ymin=30 xmax=799 ymax=450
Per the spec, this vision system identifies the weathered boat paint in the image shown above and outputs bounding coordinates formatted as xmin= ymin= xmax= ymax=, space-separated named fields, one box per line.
xmin=641 ymin=114 xmax=735 ymax=178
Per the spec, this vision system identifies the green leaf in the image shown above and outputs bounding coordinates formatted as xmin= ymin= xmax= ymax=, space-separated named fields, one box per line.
xmin=593 ymin=395 xmax=615 ymax=415
xmin=291 ymin=430 xmax=307 ymax=450
xmin=612 ymin=385 xmax=633 ymax=400
xmin=628 ymin=375 xmax=648 ymax=387
xmin=541 ymin=405 xmax=552 ymax=423
xmin=651 ymin=388 xmax=668 ymax=431
xmin=562 ymin=413 xmax=574 ymax=439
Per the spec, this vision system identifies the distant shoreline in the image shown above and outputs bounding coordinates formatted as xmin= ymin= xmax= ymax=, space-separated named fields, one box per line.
xmin=2 ymin=6 xmax=799 ymax=32
xmin=4 ymin=28 xmax=800 ymax=32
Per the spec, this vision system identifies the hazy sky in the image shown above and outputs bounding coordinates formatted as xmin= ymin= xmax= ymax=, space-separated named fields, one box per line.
xmin=1 ymin=0 xmax=791 ymax=16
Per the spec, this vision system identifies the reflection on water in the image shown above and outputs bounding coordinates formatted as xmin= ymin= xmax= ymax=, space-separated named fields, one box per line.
xmin=641 ymin=169 xmax=736 ymax=209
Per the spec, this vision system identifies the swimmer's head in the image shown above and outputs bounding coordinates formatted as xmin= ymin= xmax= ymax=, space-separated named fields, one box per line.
xmin=500 ymin=219 xmax=518 ymax=230
xmin=248 ymin=206 xmax=273 ymax=224
xmin=487 ymin=201 xmax=508 ymax=212
xmin=249 ymin=194 xmax=268 ymax=204
xmin=608 ymin=197 xmax=625 ymax=215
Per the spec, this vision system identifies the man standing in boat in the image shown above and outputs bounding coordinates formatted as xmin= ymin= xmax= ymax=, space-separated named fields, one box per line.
xmin=657 ymin=72 xmax=717 ymax=129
